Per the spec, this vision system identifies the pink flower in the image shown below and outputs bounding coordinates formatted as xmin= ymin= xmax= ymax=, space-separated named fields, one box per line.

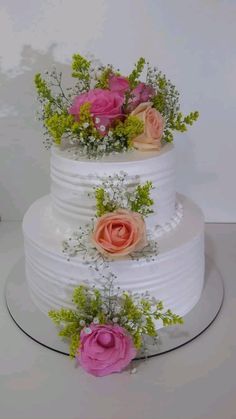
xmin=129 ymin=82 xmax=155 ymax=111
xmin=77 ymin=324 xmax=137 ymax=376
xmin=109 ymin=75 xmax=130 ymax=95
xmin=131 ymin=102 xmax=164 ymax=151
xmin=91 ymin=209 xmax=147 ymax=259
xmin=69 ymin=89 xmax=124 ymax=134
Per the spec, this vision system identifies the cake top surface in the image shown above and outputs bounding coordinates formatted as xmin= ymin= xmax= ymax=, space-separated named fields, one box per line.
xmin=52 ymin=142 xmax=174 ymax=165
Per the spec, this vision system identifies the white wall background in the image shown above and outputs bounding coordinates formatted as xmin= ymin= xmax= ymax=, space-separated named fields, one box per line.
xmin=0 ymin=0 xmax=235 ymax=222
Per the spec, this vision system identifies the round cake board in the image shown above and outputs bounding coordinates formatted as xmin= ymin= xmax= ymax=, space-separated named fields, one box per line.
xmin=5 ymin=257 xmax=224 ymax=359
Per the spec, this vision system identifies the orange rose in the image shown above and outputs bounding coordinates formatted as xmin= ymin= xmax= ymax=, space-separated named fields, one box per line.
xmin=91 ymin=209 xmax=147 ymax=259
xmin=131 ymin=102 xmax=164 ymax=151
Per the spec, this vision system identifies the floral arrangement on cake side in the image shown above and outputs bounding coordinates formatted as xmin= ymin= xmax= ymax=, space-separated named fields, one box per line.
xmin=62 ymin=172 xmax=158 ymax=263
xmin=34 ymin=54 xmax=199 ymax=157
xmin=49 ymin=173 xmax=183 ymax=377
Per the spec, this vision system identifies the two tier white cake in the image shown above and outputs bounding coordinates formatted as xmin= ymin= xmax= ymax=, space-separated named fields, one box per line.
xmin=23 ymin=143 xmax=205 ymax=320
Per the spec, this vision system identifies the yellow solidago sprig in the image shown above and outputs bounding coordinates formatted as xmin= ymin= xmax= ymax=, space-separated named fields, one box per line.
xmin=92 ymin=172 xmax=154 ymax=217
xmin=113 ymin=115 xmax=144 ymax=148
xmin=71 ymin=54 xmax=91 ymax=91
xmin=45 ymin=112 xmax=78 ymax=145
xmin=76 ymin=102 xmax=100 ymax=139
xmin=34 ymin=70 xmax=75 ymax=147
xmin=48 ymin=274 xmax=183 ymax=358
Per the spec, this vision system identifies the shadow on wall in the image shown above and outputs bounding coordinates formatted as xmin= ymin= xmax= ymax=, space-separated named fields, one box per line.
xmin=0 ymin=45 xmax=72 ymax=221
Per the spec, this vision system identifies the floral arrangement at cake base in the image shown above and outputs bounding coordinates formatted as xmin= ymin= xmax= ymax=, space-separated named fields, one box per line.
xmin=49 ymin=276 xmax=183 ymax=377
xmin=34 ymin=53 xmax=199 ymax=158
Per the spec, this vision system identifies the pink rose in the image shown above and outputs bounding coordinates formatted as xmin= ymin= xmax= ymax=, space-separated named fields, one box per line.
xmin=77 ymin=324 xmax=136 ymax=376
xmin=109 ymin=75 xmax=130 ymax=95
xmin=131 ymin=102 xmax=164 ymax=151
xmin=69 ymin=89 xmax=124 ymax=134
xmin=91 ymin=209 xmax=147 ymax=258
xmin=129 ymin=82 xmax=155 ymax=111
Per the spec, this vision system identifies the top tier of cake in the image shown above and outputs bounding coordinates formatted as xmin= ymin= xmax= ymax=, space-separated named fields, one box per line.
xmin=50 ymin=144 xmax=176 ymax=231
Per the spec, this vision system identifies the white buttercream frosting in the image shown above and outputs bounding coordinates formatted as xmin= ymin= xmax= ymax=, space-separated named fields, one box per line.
xmin=23 ymin=194 xmax=205 ymax=321
xmin=50 ymin=143 xmax=176 ymax=230
xmin=154 ymin=201 xmax=183 ymax=238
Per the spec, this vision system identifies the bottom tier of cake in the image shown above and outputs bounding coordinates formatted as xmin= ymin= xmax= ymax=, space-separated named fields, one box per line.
xmin=23 ymin=194 xmax=205 ymax=319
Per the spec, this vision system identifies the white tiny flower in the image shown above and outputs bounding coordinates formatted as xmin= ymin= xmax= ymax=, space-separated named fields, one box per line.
xmin=84 ymin=327 xmax=92 ymax=334
xmin=79 ymin=319 xmax=86 ymax=326
xmin=83 ymin=122 xmax=89 ymax=128
xmin=130 ymin=368 xmax=137 ymax=374
xmin=99 ymin=125 xmax=106 ymax=132
xmin=95 ymin=117 xmax=100 ymax=124
xmin=114 ymin=306 xmax=121 ymax=315
xmin=112 ymin=317 xmax=119 ymax=323
xmin=93 ymin=317 xmax=99 ymax=324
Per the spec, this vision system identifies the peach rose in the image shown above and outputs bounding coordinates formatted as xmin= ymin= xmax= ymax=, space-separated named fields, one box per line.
xmin=91 ymin=209 xmax=147 ymax=258
xmin=131 ymin=102 xmax=164 ymax=151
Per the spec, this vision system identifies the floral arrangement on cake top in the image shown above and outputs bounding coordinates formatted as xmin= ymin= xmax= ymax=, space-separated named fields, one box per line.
xmin=34 ymin=54 xmax=199 ymax=157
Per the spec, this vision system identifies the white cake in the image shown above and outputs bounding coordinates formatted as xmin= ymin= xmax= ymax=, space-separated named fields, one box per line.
xmin=23 ymin=144 xmax=205 ymax=319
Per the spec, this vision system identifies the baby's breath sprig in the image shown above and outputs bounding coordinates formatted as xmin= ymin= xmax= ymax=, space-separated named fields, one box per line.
xmin=62 ymin=223 xmax=111 ymax=273
xmin=146 ymin=64 xmax=199 ymax=142
xmin=49 ymin=275 xmax=183 ymax=357
xmin=92 ymin=172 xmax=154 ymax=217
xmin=62 ymin=224 xmax=158 ymax=268
xmin=130 ymin=238 xmax=159 ymax=262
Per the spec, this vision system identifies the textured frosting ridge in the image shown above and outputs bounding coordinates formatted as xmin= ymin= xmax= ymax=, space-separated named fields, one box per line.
xmin=23 ymin=194 xmax=205 ymax=321
xmin=50 ymin=143 xmax=176 ymax=230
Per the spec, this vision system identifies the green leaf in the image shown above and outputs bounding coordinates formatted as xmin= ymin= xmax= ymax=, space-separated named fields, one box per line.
xmin=71 ymin=54 xmax=90 ymax=81
xmin=34 ymin=73 xmax=54 ymax=102
xmin=58 ymin=322 xmax=80 ymax=338
xmin=131 ymin=181 xmax=154 ymax=216
xmin=48 ymin=308 xmax=79 ymax=325
xmin=95 ymin=187 xmax=116 ymax=217
xmin=45 ymin=112 xmax=75 ymax=144
xmin=69 ymin=334 xmax=80 ymax=358
xmin=95 ymin=67 xmax=113 ymax=89
xmin=113 ymin=115 xmax=144 ymax=147
xmin=128 ymin=57 xmax=145 ymax=89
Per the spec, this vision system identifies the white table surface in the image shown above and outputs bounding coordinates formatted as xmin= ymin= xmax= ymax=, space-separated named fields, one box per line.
xmin=0 ymin=221 xmax=235 ymax=419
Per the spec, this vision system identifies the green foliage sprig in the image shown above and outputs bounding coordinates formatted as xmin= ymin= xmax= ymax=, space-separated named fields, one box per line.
xmin=49 ymin=276 xmax=183 ymax=357
xmin=131 ymin=181 xmax=154 ymax=216
xmin=128 ymin=57 xmax=146 ymax=89
xmin=95 ymin=66 xmax=114 ymax=89
xmin=113 ymin=115 xmax=144 ymax=147
xmin=93 ymin=172 xmax=154 ymax=217
xmin=34 ymin=70 xmax=73 ymax=146
xmin=45 ymin=112 xmax=77 ymax=145
xmin=95 ymin=187 xmax=116 ymax=216
xmin=71 ymin=54 xmax=91 ymax=85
